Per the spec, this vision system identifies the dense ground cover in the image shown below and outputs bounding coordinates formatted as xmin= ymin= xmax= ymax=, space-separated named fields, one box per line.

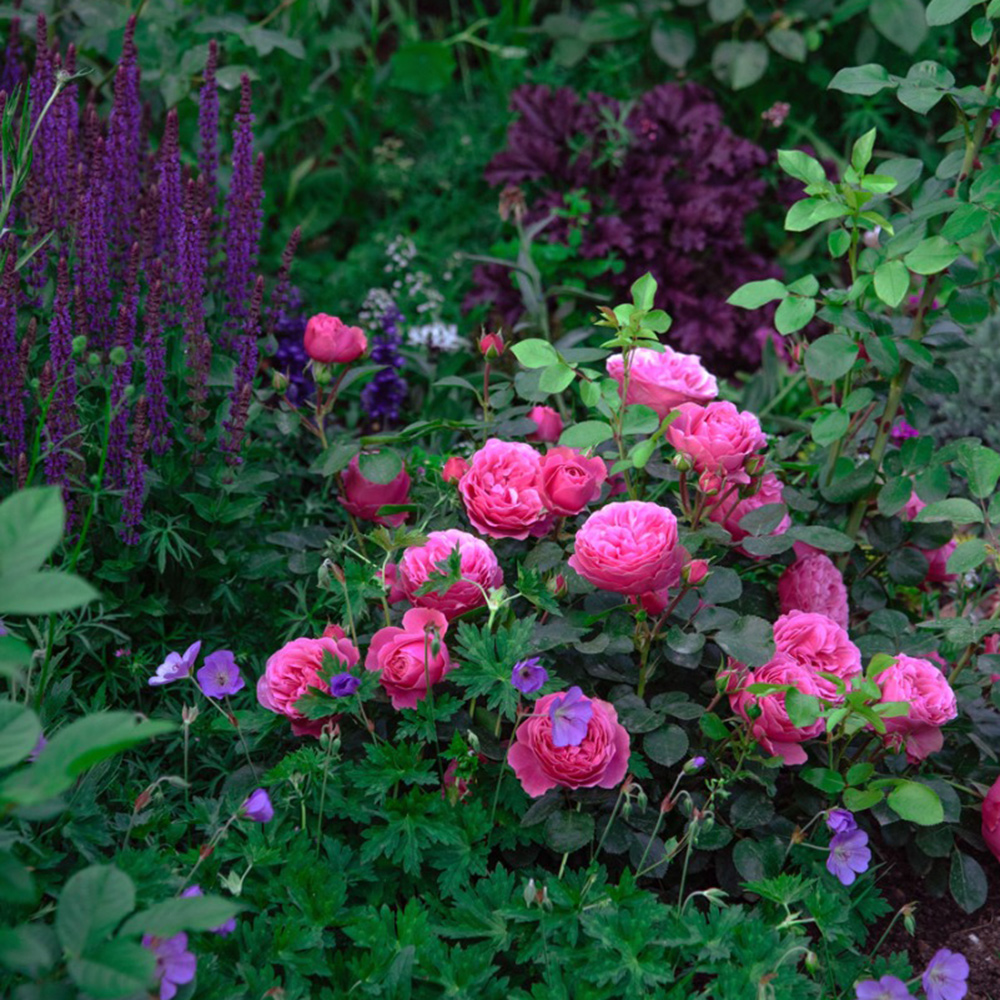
xmin=4 ymin=1 xmax=1000 ymax=998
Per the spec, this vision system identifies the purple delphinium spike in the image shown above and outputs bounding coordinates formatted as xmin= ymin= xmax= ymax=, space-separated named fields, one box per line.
xmin=157 ymin=108 xmax=183 ymax=321
xmin=221 ymin=74 xmax=258 ymax=344
xmin=180 ymin=177 xmax=206 ymax=345
xmin=0 ymin=16 xmax=24 ymax=96
xmin=361 ymin=304 xmax=407 ymax=427
xmin=0 ymin=241 xmax=25 ymax=472
xmin=198 ymin=40 xmax=219 ymax=200
xmin=142 ymin=264 xmax=171 ymax=455
xmin=76 ymin=136 xmax=111 ymax=344
xmin=120 ymin=396 xmax=148 ymax=545
xmin=105 ymin=16 xmax=142 ymax=257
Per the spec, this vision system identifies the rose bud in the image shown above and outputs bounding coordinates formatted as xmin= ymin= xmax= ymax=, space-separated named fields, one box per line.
xmin=527 ymin=405 xmax=563 ymax=444
xmin=479 ymin=332 xmax=505 ymax=359
xmin=304 ymin=313 xmax=367 ymax=364
xmin=684 ymin=559 xmax=709 ymax=585
xmin=441 ymin=456 xmax=469 ymax=484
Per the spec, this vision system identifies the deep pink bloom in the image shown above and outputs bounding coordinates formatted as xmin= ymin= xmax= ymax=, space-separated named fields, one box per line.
xmin=778 ymin=552 xmax=850 ymax=629
xmin=441 ymin=456 xmax=469 ymax=483
xmin=365 ymin=608 xmax=452 ymax=710
xmin=527 ymin=405 xmax=563 ymax=443
xmin=340 ymin=455 xmax=411 ymax=527
xmin=142 ymin=933 xmax=196 ymax=1000
xmin=983 ymin=774 xmax=1000 ymax=865
xmin=479 ymin=331 xmax=504 ymax=358
xmin=900 ymin=492 xmax=958 ymax=585
xmin=729 ymin=652 xmax=826 ymax=765
xmin=606 ymin=346 xmax=717 ymax=419
xmin=772 ymin=611 xmax=861 ymax=703
xmin=304 ymin=313 xmax=367 ymax=363
xmin=570 ymin=501 xmax=685 ymax=596
xmin=666 ymin=401 xmax=766 ymax=489
xmin=872 ymin=654 xmax=957 ymax=762
xmin=538 ymin=446 xmax=607 ymax=516
xmin=257 ymin=633 xmax=359 ymax=737
xmin=458 ymin=438 xmax=547 ymax=539
xmin=708 ymin=472 xmax=790 ymax=557
xmin=508 ymin=691 xmax=630 ymax=797
xmin=398 ymin=529 xmax=503 ymax=619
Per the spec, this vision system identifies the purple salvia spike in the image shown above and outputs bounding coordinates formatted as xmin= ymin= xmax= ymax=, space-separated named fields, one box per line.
xmin=179 ymin=176 xmax=205 ymax=345
xmin=198 ymin=40 xmax=219 ymax=198
xmin=53 ymin=43 xmax=79 ymax=229
xmin=142 ymin=264 xmax=171 ymax=455
xmin=105 ymin=16 xmax=142 ymax=262
xmin=222 ymin=274 xmax=262 ymax=463
xmin=267 ymin=225 xmax=301 ymax=336
xmin=0 ymin=16 xmax=24 ymax=96
xmin=44 ymin=254 xmax=77 ymax=520
xmin=76 ymin=135 xmax=111 ymax=344
xmin=220 ymin=73 xmax=256 ymax=345
xmin=0 ymin=241 xmax=25 ymax=471
xmin=120 ymin=395 xmax=149 ymax=544
xmin=157 ymin=108 xmax=183 ymax=318
xmin=106 ymin=244 xmax=140 ymax=489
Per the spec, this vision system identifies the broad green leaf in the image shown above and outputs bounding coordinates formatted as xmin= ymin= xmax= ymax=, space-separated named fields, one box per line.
xmin=0 ymin=571 xmax=99 ymax=616
xmin=775 ymin=296 xmax=816 ymax=334
xmin=0 ymin=487 xmax=64 ymax=579
xmin=878 ymin=476 xmax=913 ymax=517
xmin=947 ymin=539 xmax=988 ymax=575
xmin=767 ymin=28 xmax=806 ymax=61
xmin=850 ymin=128 xmax=877 ymax=174
xmin=904 ymin=236 xmax=959 ymax=275
xmin=829 ymin=63 xmax=894 ymax=96
xmin=786 ymin=690 xmax=821 ymax=728
xmin=958 ymin=444 xmax=1000 ymax=499
xmin=0 ymin=850 xmax=36 ymax=903
xmin=785 ymin=199 xmax=849 ymax=232
xmin=358 ymin=450 xmax=403 ymax=486
xmin=544 ymin=810 xmax=594 ymax=852
xmin=630 ymin=273 xmax=657 ymax=311
xmin=887 ymin=781 xmax=944 ymax=826
xmin=644 ymin=726 xmax=689 ymax=767
xmin=727 ymin=279 xmax=788 ymax=309
xmin=949 ymin=851 xmax=987 ymax=913
xmin=0 ymin=701 xmax=41 ymax=768
xmin=913 ymin=497 xmax=983 ymax=524
xmin=805 ymin=333 xmax=859 ymax=381
xmin=118 ymin=895 xmax=242 ymax=937
xmin=67 ymin=939 xmax=155 ymax=1000
xmin=538 ymin=362 xmax=575 ymax=394
xmin=558 ymin=420 xmax=614 ymax=450
xmin=787 ymin=525 xmax=855 ymax=552
xmin=511 ymin=339 xmax=560 ymax=369
xmin=801 ymin=767 xmax=846 ymax=794
xmin=926 ymin=0 xmax=978 ymax=24
xmin=714 ymin=615 xmax=775 ymax=667
xmin=871 ymin=0 xmax=927 ymax=52
xmin=811 ymin=408 xmax=849 ymax=446
xmin=731 ymin=41 xmax=769 ymax=89
xmin=56 ymin=865 xmax=136 ymax=957
xmin=873 ymin=260 xmax=909 ymax=307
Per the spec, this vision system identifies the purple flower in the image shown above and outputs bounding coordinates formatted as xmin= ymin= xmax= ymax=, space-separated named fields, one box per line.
xmin=855 ymin=975 xmax=911 ymax=1000
xmin=826 ymin=809 xmax=858 ymax=834
xmin=361 ymin=304 xmax=408 ymax=427
xmin=150 ymin=642 xmax=202 ymax=686
xmin=198 ymin=40 xmax=220 ymax=199
xmin=196 ymin=650 xmax=245 ymax=698
xmin=329 ymin=673 xmax=361 ymax=698
xmin=28 ymin=733 xmax=47 ymax=762
xmin=141 ymin=932 xmax=196 ymax=1000
xmin=242 ymin=788 xmax=273 ymax=823
xmin=180 ymin=885 xmax=237 ymax=937
xmin=512 ymin=658 xmax=547 ymax=695
xmin=548 ymin=686 xmax=593 ymax=748
xmin=684 ymin=756 xmax=707 ymax=773
xmin=922 ymin=949 xmax=970 ymax=1000
xmin=826 ymin=828 xmax=871 ymax=886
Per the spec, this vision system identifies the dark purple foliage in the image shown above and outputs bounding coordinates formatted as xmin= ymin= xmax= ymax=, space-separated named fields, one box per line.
xmin=361 ymin=305 xmax=407 ymax=427
xmin=469 ymin=83 xmax=780 ymax=374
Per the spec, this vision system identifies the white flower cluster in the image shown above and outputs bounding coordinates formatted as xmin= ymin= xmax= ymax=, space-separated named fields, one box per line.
xmin=407 ymin=323 xmax=463 ymax=352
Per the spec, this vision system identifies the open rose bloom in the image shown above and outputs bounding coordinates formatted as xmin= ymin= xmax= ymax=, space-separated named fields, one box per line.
xmin=666 ymin=400 xmax=766 ymax=490
xmin=340 ymin=455 xmax=411 ymax=527
xmin=872 ymin=654 xmax=957 ymax=762
xmin=258 ymin=631 xmax=359 ymax=737
xmin=365 ymin=608 xmax=452 ymax=709
xmin=458 ymin=438 xmax=549 ymax=539
xmin=778 ymin=550 xmax=850 ymax=629
xmin=398 ymin=529 xmax=503 ymax=619
xmin=606 ymin=346 xmax=718 ymax=419
xmin=508 ymin=691 xmax=630 ymax=797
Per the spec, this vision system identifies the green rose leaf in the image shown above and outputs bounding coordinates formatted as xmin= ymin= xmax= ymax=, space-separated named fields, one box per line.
xmin=887 ymin=781 xmax=944 ymax=826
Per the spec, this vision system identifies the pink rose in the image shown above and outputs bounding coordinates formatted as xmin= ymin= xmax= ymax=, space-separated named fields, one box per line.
xmin=666 ymin=401 xmax=767 ymax=488
xmin=684 ymin=559 xmax=710 ymax=585
xmin=606 ymin=346 xmax=717 ymax=419
xmin=538 ymin=446 xmax=607 ymax=517
xmin=458 ymin=438 xmax=547 ymax=539
xmin=778 ymin=552 xmax=850 ymax=630
xmin=527 ymin=405 xmax=563 ymax=443
xmin=872 ymin=654 xmax=957 ymax=762
xmin=508 ymin=691 xmax=630 ymax=797
xmin=900 ymin=491 xmax=958 ymax=586
xmin=708 ymin=472 xmax=790 ymax=558
xmin=340 ymin=455 xmax=411 ymax=527
xmin=569 ymin=501 xmax=685 ymax=596
xmin=729 ymin=653 xmax=826 ymax=765
xmin=379 ymin=562 xmax=407 ymax=605
xmin=365 ymin=608 xmax=452 ymax=709
xmin=398 ymin=529 xmax=503 ymax=619
xmin=772 ymin=611 xmax=861 ymax=702
xmin=982 ymin=775 xmax=1000 ymax=865
xmin=441 ymin=457 xmax=469 ymax=484
xmin=257 ymin=633 xmax=359 ymax=737
xmin=303 ymin=313 xmax=367 ymax=364
xmin=479 ymin=332 xmax=504 ymax=358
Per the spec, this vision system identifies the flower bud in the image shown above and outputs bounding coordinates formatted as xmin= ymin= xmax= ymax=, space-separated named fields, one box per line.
xmin=902 ymin=902 xmax=917 ymax=936
xmin=697 ymin=469 xmax=722 ymax=496
xmin=87 ymin=351 xmax=102 ymax=368
xmin=683 ymin=755 xmax=707 ymax=774
xmin=479 ymin=331 xmax=504 ymax=359
xmin=312 ymin=360 xmax=334 ymax=385
xmin=182 ymin=705 xmax=199 ymax=726
xmin=747 ymin=703 xmax=763 ymax=720
xmin=745 ymin=454 xmax=767 ymax=478
xmin=442 ymin=456 xmax=469 ymax=484
xmin=271 ymin=370 xmax=290 ymax=393
xmin=547 ymin=573 xmax=568 ymax=598
xmin=71 ymin=335 xmax=87 ymax=356
xmin=109 ymin=346 xmax=128 ymax=366
xmin=804 ymin=950 xmax=820 ymax=974
xmin=523 ymin=878 xmax=537 ymax=908
xmin=672 ymin=453 xmax=693 ymax=473
xmin=683 ymin=560 xmax=709 ymax=585
xmin=862 ymin=226 xmax=882 ymax=249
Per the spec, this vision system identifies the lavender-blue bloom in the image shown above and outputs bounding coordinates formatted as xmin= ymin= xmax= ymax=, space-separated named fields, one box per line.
xmin=854 ymin=975 xmax=911 ymax=1000
xmin=511 ymin=658 xmax=547 ymax=695
xmin=142 ymin=932 xmax=196 ymax=1000
xmin=826 ymin=808 xmax=857 ymax=834
xmin=196 ymin=650 xmax=245 ymax=698
xmin=361 ymin=304 xmax=407 ymax=426
xmin=826 ymin=828 xmax=871 ymax=886
xmin=329 ymin=673 xmax=361 ymax=698
xmin=150 ymin=641 xmax=202 ymax=686
xmin=922 ymin=948 xmax=970 ymax=1000
xmin=242 ymin=787 xmax=273 ymax=823
xmin=549 ymin=686 xmax=593 ymax=748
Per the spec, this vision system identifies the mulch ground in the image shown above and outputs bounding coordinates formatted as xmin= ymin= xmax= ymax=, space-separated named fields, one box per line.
xmin=875 ymin=847 xmax=1000 ymax=998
